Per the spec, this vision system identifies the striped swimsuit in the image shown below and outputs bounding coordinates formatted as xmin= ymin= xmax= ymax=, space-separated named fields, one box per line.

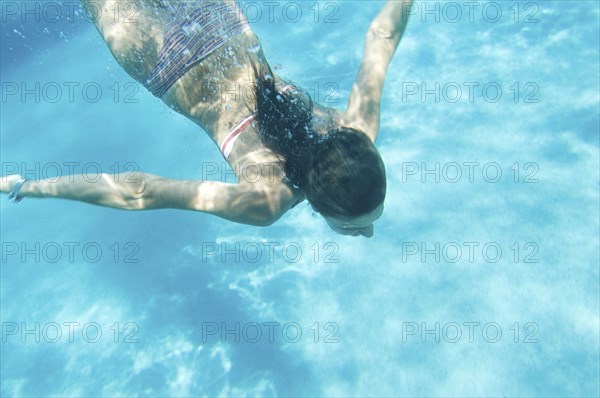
xmin=144 ymin=1 xmax=250 ymax=98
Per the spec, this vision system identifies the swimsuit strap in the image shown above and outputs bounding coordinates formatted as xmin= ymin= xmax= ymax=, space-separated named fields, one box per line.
xmin=220 ymin=114 xmax=255 ymax=161
xmin=219 ymin=84 xmax=299 ymax=161
xmin=280 ymin=84 xmax=298 ymax=94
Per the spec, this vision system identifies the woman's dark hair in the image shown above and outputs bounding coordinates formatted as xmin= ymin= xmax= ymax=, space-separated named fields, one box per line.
xmin=250 ymin=57 xmax=386 ymax=218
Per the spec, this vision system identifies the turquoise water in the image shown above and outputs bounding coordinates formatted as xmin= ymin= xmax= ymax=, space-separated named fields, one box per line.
xmin=1 ymin=1 xmax=599 ymax=396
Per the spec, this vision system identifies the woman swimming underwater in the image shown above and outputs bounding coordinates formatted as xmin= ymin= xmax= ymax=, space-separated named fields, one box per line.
xmin=1 ymin=0 xmax=413 ymax=238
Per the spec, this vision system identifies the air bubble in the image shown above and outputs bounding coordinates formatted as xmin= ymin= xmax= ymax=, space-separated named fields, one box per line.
xmin=13 ymin=29 xmax=25 ymax=39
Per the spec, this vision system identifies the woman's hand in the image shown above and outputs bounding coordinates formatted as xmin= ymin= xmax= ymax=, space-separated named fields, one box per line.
xmin=0 ymin=174 xmax=23 ymax=194
xmin=370 ymin=0 xmax=414 ymax=41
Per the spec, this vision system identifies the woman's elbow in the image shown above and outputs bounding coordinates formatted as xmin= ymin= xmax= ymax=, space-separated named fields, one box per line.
xmin=251 ymin=202 xmax=283 ymax=227
xmin=254 ymin=216 xmax=277 ymax=227
xmin=238 ymin=209 xmax=278 ymax=227
xmin=250 ymin=188 xmax=287 ymax=227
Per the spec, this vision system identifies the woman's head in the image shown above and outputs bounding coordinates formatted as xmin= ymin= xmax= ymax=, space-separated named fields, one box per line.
xmin=299 ymin=127 xmax=386 ymax=217
xmin=300 ymin=128 xmax=386 ymax=237
xmin=251 ymin=61 xmax=386 ymax=236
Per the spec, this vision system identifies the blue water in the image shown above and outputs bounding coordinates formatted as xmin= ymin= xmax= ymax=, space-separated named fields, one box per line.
xmin=1 ymin=1 xmax=599 ymax=396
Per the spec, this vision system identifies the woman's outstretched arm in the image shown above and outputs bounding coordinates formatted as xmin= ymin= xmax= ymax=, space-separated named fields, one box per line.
xmin=344 ymin=0 xmax=414 ymax=143
xmin=1 ymin=173 xmax=292 ymax=227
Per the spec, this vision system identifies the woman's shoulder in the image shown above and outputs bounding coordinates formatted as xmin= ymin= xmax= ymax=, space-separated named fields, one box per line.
xmin=232 ymin=148 xmax=305 ymax=210
xmin=311 ymin=102 xmax=345 ymax=134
